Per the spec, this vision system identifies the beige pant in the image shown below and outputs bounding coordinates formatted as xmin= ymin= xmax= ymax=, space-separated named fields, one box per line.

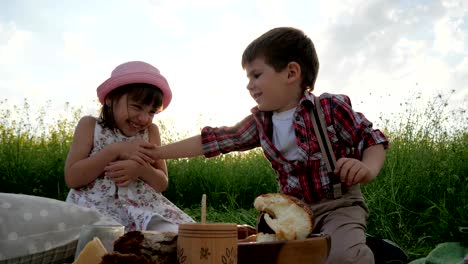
xmin=311 ymin=185 xmax=374 ymax=264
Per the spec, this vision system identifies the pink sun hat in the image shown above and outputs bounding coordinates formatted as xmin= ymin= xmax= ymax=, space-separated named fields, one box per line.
xmin=96 ymin=61 xmax=172 ymax=111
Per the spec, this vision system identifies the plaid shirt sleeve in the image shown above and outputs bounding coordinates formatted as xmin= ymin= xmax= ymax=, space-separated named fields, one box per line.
xmin=200 ymin=115 xmax=261 ymax=157
xmin=331 ymin=94 xmax=389 ymax=158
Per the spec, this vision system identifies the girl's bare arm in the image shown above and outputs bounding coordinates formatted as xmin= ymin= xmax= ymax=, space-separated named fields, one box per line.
xmin=64 ymin=116 xmax=119 ymax=188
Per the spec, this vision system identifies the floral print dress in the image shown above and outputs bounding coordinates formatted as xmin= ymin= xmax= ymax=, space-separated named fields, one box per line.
xmin=66 ymin=119 xmax=195 ymax=231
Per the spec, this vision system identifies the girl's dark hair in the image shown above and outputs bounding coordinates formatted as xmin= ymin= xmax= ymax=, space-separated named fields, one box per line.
xmin=98 ymin=83 xmax=163 ymax=130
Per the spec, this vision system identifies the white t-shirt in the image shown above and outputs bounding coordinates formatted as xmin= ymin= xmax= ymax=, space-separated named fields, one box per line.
xmin=272 ymin=107 xmax=300 ymax=161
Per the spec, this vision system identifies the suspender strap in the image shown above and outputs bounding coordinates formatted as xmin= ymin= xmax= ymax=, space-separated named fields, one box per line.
xmin=310 ymin=96 xmax=343 ymax=199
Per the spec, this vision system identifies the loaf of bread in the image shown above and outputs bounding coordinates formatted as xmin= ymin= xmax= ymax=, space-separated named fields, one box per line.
xmin=100 ymin=231 xmax=177 ymax=264
xmin=254 ymin=193 xmax=315 ymax=241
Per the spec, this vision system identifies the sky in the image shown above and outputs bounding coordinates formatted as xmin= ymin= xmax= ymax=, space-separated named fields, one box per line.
xmin=1 ymin=0 xmax=467 ymax=136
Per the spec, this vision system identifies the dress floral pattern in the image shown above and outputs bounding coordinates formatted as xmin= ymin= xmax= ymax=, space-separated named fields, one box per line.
xmin=66 ymin=119 xmax=195 ymax=231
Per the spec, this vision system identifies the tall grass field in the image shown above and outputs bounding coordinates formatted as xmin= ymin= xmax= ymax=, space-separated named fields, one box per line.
xmin=1 ymin=94 xmax=467 ymax=261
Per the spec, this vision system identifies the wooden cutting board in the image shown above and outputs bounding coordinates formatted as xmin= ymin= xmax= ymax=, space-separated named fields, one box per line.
xmin=237 ymin=234 xmax=330 ymax=264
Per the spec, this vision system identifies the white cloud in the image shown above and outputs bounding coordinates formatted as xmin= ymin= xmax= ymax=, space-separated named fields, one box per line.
xmin=305 ymin=0 xmax=467 ymax=128
xmin=441 ymin=0 xmax=468 ymax=14
xmin=253 ymin=0 xmax=290 ymax=24
xmin=145 ymin=3 xmax=186 ymax=36
xmin=61 ymin=31 xmax=97 ymax=63
xmin=156 ymin=12 xmax=255 ymax=132
xmin=452 ymin=57 xmax=468 ymax=97
xmin=321 ymin=0 xmax=368 ymax=21
xmin=1 ymin=0 xmax=467 ymax=133
xmin=144 ymin=0 xmax=232 ymax=37
xmin=433 ymin=16 xmax=465 ymax=54
xmin=455 ymin=57 xmax=468 ymax=77
xmin=392 ymin=38 xmax=427 ymax=72
xmin=77 ymin=16 xmax=97 ymax=26
xmin=0 ymin=76 xmax=45 ymax=106
xmin=0 ymin=22 xmax=32 ymax=65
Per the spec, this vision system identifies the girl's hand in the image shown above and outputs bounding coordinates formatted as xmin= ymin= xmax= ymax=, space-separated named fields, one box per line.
xmin=104 ymin=160 xmax=144 ymax=187
xmin=334 ymin=157 xmax=372 ymax=186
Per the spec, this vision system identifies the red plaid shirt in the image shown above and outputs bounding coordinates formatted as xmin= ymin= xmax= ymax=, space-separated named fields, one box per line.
xmin=201 ymin=92 xmax=388 ymax=203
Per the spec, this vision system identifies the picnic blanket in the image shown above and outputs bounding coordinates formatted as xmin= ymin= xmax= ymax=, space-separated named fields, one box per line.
xmin=0 ymin=192 xmax=120 ymax=264
xmin=409 ymin=242 xmax=468 ymax=264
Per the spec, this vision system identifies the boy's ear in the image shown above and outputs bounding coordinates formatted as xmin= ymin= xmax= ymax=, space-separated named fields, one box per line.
xmin=105 ymin=98 xmax=111 ymax=107
xmin=286 ymin=62 xmax=301 ymax=83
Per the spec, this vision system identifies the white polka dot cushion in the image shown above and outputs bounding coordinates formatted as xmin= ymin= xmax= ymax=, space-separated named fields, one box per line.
xmin=0 ymin=193 xmax=120 ymax=264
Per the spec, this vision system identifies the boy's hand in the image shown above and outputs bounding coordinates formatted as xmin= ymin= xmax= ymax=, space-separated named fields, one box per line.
xmin=104 ymin=159 xmax=143 ymax=187
xmin=128 ymin=154 xmax=149 ymax=166
xmin=137 ymin=145 xmax=160 ymax=160
xmin=114 ymin=139 xmax=155 ymax=164
xmin=334 ymin=158 xmax=372 ymax=186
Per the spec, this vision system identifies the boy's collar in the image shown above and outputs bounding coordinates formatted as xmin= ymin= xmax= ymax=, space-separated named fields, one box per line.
xmin=299 ymin=90 xmax=315 ymax=106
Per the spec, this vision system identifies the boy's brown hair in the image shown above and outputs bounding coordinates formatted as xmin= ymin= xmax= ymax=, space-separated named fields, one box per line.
xmin=241 ymin=27 xmax=319 ymax=91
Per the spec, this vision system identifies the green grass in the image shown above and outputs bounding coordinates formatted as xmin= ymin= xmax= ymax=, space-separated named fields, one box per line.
xmin=361 ymin=92 xmax=468 ymax=259
xmin=164 ymin=151 xmax=278 ymax=209
xmin=0 ymin=94 xmax=467 ymax=260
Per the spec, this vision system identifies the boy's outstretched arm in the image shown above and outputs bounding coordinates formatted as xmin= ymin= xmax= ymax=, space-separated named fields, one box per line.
xmin=334 ymin=144 xmax=386 ymax=186
xmin=139 ymin=135 xmax=204 ymax=160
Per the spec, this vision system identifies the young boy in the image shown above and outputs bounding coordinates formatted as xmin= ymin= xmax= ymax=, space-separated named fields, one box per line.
xmin=137 ymin=27 xmax=404 ymax=263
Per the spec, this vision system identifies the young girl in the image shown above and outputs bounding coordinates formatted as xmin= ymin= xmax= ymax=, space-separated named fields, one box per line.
xmin=65 ymin=61 xmax=195 ymax=232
